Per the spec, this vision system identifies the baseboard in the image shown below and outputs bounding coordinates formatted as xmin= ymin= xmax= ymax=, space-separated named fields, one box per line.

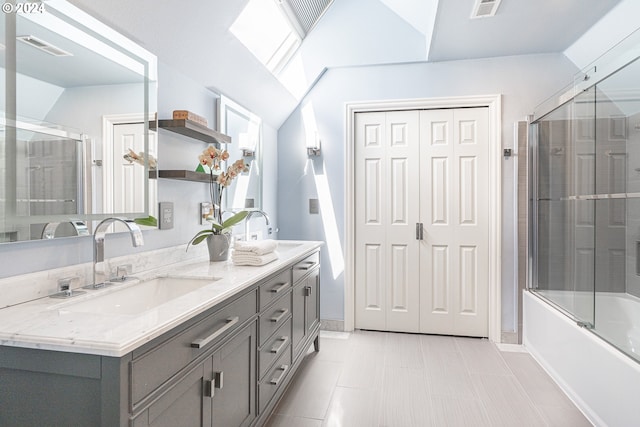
xmin=501 ymin=331 xmax=519 ymax=344
xmin=320 ymin=319 xmax=344 ymax=332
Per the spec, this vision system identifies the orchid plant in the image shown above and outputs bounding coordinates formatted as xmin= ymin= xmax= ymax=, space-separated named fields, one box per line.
xmin=187 ymin=145 xmax=249 ymax=248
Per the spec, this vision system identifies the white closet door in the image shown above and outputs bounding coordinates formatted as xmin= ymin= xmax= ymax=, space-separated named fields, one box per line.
xmin=355 ymin=110 xmax=421 ymax=332
xmin=112 ymin=123 xmax=157 ymax=216
xmin=419 ymin=108 xmax=489 ymax=337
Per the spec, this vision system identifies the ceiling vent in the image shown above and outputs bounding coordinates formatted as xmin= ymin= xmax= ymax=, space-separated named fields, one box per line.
xmin=279 ymin=0 xmax=334 ymax=36
xmin=17 ymin=35 xmax=73 ymax=57
xmin=471 ymin=0 xmax=502 ymax=19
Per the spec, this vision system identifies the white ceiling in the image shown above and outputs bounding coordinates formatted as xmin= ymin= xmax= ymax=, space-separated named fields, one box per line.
xmin=68 ymin=0 xmax=623 ymax=128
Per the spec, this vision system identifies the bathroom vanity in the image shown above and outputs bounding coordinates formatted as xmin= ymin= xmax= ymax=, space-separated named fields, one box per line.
xmin=0 ymin=241 xmax=322 ymax=427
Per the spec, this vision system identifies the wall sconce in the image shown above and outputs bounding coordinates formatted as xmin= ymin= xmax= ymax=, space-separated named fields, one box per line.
xmin=239 ymin=133 xmax=255 ymax=157
xmin=307 ymin=133 xmax=321 ymax=156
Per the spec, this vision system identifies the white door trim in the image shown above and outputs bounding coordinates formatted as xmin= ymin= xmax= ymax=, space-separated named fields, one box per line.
xmin=345 ymin=95 xmax=503 ymax=342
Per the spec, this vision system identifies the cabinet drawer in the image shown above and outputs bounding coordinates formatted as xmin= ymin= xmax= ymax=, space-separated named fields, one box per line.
xmin=292 ymin=251 xmax=319 ymax=284
xmin=130 ymin=289 xmax=257 ymax=406
xmin=258 ymin=344 xmax=292 ymax=414
xmin=259 ymin=291 xmax=291 ymax=346
xmin=259 ymin=317 xmax=291 ymax=380
xmin=258 ymin=269 xmax=291 ymax=310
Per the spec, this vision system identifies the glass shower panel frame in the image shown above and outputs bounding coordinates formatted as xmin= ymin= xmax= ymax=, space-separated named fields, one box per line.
xmin=532 ymin=92 xmax=596 ymax=327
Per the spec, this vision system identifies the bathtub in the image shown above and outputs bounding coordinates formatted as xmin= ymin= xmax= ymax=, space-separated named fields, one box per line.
xmin=524 ymin=291 xmax=640 ymax=426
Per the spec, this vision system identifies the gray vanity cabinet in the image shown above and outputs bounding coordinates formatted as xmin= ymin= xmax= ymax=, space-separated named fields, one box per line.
xmin=0 ymin=248 xmax=321 ymax=427
xmin=292 ymin=253 xmax=321 ymax=361
xmin=132 ymin=322 xmax=256 ymax=427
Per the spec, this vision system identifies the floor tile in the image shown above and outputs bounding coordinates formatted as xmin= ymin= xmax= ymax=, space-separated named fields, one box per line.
xmin=536 ymin=404 xmax=592 ymax=427
xmin=273 ymin=358 xmax=341 ymax=419
xmin=502 ymin=352 xmax=579 ymax=408
xmin=384 ymin=332 xmax=425 ymax=369
xmin=379 ymin=367 xmax=432 ymax=427
xmin=322 ymin=386 xmax=381 ymax=427
xmin=424 ymin=350 xmax=478 ymax=400
xmin=270 ymin=331 xmax=589 ymax=427
xmin=471 ymin=373 xmax=547 ymax=426
xmin=430 ymin=396 xmax=491 ymax=427
xmin=265 ymin=414 xmax=323 ymax=427
xmin=337 ymin=332 xmax=385 ymax=389
xmin=455 ymin=337 xmax=511 ymax=375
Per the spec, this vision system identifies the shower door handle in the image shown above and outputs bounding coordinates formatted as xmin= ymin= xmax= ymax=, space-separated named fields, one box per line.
xmin=416 ymin=223 xmax=424 ymax=240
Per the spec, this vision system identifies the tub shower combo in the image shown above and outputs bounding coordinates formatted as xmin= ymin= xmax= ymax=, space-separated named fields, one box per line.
xmin=524 ymin=29 xmax=640 ymax=426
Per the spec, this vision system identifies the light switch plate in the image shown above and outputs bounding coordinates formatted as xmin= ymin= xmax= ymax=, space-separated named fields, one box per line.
xmin=159 ymin=202 xmax=174 ymax=230
xmin=309 ymin=198 xmax=319 ymax=214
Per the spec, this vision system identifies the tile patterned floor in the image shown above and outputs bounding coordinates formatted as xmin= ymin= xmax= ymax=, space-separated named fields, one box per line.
xmin=266 ymin=330 xmax=591 ymax=427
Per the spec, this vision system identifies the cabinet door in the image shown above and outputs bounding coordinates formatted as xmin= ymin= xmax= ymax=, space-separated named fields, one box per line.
xmin=211 ymin=322 xmax=256 ymax=427
xmin=305 ymin=269 xmax=320 ymax=337
xmin=133 ymin=361 xmax=211 ymax=427
xmin=292 ymin=269 xmax=320 ymax=360
xmin=292 ymin=280 xmax=307 ymax=358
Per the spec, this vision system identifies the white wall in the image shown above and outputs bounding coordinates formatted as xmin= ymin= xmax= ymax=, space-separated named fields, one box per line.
xmin=0 ymin=61 xmax=279 ymax=278
xmin=276 ymin=53 xmax=579 ymax=331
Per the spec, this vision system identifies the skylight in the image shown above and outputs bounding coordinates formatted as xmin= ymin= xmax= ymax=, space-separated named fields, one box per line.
xmin=230 ymin=0 xmax=302 ymax=74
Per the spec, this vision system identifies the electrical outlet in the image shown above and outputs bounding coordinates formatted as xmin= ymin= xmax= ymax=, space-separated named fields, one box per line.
xmin=158 ymin=202 xmax=174 ymax=230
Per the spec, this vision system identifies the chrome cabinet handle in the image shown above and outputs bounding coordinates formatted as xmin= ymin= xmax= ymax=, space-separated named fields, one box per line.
xmin=269 ymin=282 xmax=288 ymax=293
xmin=269 ymin=365 xmax=289 ymax=385
xmin=297 ymin=261 xmax=315 ymax=271
xmin=191 ymin=317 xmax=239 ymax=349
xmin=270 ymin=308 xmax=289 ymax=323
xmin=304 ymin=286 xmax=312 ymax=297
xmin=415 ymin=223 xmax=424 ymax=240
xmin=270 ymin=336 xmax=289 ymax=354
xmin=205 ymin=371 xmax=224 ymax=398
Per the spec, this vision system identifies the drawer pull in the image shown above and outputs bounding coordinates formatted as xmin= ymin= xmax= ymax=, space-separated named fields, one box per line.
xmin=269 ymin=365 xmax=289 ymax=386
xmin=269 ymin=282 xmax=289 ymax=293
xmin=191 ymin=316 xmax=239 ymax=349
xmin=270 ymin=309 xmax=289 ymax=323
xmin=297 ymin=261 xmax=315 ymax=271
xmin=270 ymin=336 xmax=289 ymax=354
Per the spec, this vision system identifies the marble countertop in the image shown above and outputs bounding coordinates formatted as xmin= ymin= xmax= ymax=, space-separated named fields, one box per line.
xmin=0 ymin=240 xmax=323 ymax=357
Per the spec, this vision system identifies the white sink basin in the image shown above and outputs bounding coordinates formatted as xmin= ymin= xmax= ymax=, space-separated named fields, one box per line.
xmin=64 ymin=276 xmax=219 ymax=316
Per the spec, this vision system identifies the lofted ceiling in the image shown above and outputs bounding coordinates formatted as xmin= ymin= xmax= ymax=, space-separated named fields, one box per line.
xmin=68 ymin=0 xmax=623 ymax=128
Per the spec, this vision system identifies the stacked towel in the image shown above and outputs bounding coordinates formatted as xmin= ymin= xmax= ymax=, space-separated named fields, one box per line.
xmin=232 ymin=239 xmax=278 ymax=266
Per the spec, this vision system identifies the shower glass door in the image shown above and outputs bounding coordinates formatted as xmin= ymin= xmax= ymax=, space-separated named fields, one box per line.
xmin=533 ymin=88 xmax=596 ymax=328
xmin=533 ymin=51 xmax=640 ymax=362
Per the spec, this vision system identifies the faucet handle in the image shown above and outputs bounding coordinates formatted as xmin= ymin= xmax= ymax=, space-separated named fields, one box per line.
xmin=111 ymin=264 xmax=133 ymax=282
xmin=52 ymin=276 xmax=84 ymax=298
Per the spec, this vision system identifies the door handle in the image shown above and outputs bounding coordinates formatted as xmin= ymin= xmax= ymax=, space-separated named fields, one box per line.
xmin=416 ymin=223 xmax=424 ymax=240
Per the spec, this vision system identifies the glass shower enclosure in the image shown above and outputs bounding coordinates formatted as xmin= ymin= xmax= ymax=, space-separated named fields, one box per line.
xmin=531 ymin=36 xmax=640 ymax=362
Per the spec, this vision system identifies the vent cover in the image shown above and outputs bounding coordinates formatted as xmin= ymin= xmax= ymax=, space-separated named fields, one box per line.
xmin=279 ymin=0 xmax=333 ymax=36
xmin=17 ymin=35 xmax=73 ymax=57
xmin=471 ymin=0 xmax=502 ymax=18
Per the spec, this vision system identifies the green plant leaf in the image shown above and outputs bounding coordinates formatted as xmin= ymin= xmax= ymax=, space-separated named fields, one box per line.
xmin=221 ymin=210 xmax=249 ymax=229
xmin=134 ymin=215 xmax=158 ymax=227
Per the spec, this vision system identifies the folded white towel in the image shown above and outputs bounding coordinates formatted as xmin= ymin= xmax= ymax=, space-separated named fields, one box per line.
xmin=233 ymin=239 xmax=278 ymax=256
xmin=232 ymin=251 xmax=278 ymax=266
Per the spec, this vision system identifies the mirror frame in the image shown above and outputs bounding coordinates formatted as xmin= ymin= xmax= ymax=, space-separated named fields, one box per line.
xmin=1 ymin=0 xmax=158 ymax=242
xmin=217 ymin=95 xmax=263 ymax=212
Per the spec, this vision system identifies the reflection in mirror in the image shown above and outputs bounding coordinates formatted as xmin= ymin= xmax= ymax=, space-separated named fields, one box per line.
xmin=218 ymin=95 xmax=262 ymax=212
xmin=0 ymin=1 xmax=158 ymax=243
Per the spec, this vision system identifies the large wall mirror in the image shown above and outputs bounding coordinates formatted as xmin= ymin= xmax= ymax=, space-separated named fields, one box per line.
xmin=1 ymin=0 xmax=158 ymax=243
xmin=218 ymin=95 xmax=262 ymax=211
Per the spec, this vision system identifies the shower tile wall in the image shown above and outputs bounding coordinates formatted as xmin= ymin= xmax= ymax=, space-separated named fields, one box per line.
xmin=625 ymin=110 xmax=640 ymax=298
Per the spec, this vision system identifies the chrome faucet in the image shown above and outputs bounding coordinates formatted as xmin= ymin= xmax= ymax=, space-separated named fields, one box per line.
xmin=41 ymin=220 xmax=89 ymax=239
xmin=244 ymin=210 xmax=270 ymax=240
xmin=90 ymin=218 xmax=144 ymax=288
